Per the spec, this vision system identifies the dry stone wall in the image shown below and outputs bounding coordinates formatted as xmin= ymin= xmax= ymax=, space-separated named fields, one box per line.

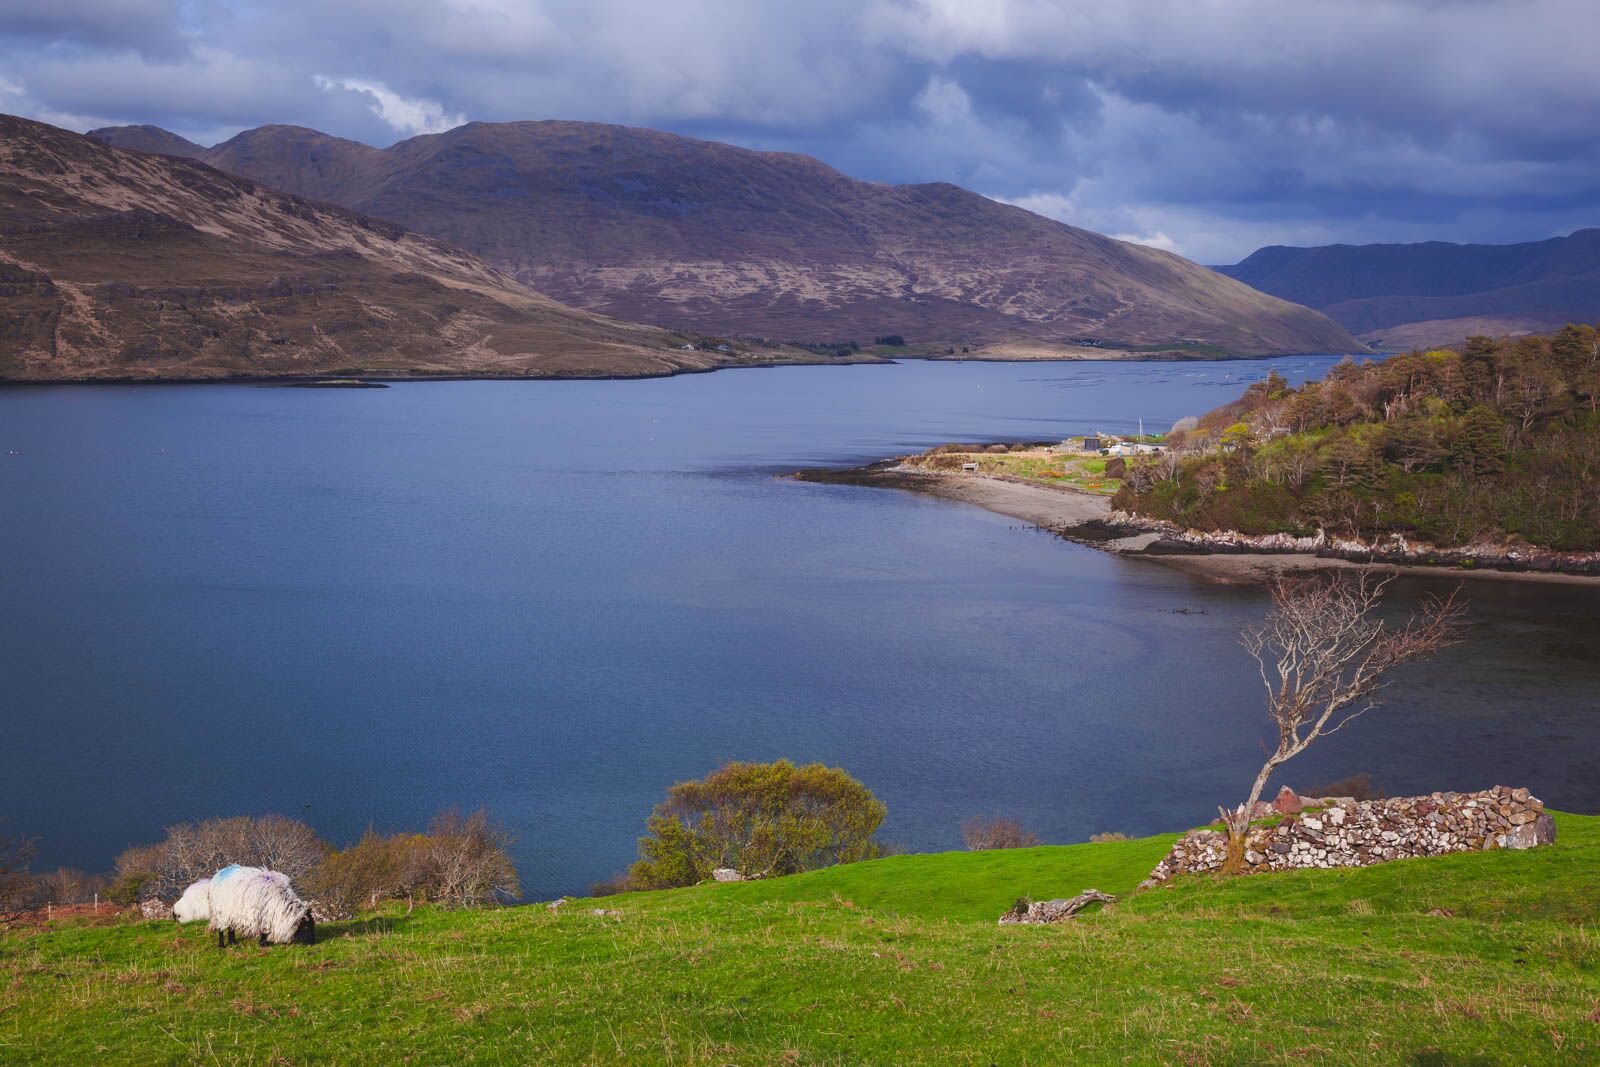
xmin=1141 ymin=786 xmax=1554 ymax=887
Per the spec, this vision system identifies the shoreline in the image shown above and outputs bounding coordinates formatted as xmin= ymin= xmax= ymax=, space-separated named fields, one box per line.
xmin=0 ymin=349 xmax=1357 ymax=389
xmin=795 ymin=461 xmax=1600 ymax=586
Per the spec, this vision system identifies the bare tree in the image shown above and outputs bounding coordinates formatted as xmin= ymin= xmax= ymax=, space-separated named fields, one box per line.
xmin=1221 ymin=573 xmax=1465 ymax=867
xmin=243 ymin=814 xmax=327 ymax=881
xmin=0 ymin=827 xmax=38 ymax=928
xmin=117 ymin=814 xmax=327 ymax=900
xmin=34 ymin=867 xmax=109 ymax=906
xmin=306 ymin=828 xmax=430 ymax=918
xmin=419 ymin=810 xmax=520 ymax=907
xmin=961 ymin=815 xmax=1039 ymax=851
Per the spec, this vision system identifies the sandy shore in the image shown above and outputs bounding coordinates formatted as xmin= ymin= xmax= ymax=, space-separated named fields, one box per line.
xmin=889 ymin=469 xmax=1116 ymax=529
xmin=796 ymin=462 xmax=1600 ymax=587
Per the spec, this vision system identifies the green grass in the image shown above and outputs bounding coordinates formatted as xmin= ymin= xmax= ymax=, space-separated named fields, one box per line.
xmin=926 ymin=448 xmax=1123 ymax=494
xmin=5 ymin=817 xmax=1599 ymax=1064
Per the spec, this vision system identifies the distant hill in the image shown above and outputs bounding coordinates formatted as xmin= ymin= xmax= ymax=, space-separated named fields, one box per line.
xmin=0 ymin=115 xmax=834 ymax=381
xmin=87 ymin=120 xmax=1362 ymax=357
xmin=84 ymin=124 xmax=205 ymax=159
xmin=1217 ymin=230 xmax=1600 ymax=348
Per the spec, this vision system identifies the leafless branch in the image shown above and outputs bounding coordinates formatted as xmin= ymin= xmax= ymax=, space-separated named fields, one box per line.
xmin=1220 ymin=573 xmax=1465 ymax=860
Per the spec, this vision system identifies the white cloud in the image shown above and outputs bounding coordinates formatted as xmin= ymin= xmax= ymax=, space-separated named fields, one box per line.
xmin=1110 ymin=230 xmax=1180 ymax=254
xmin=913 ymin=75 xmax=972 ymax=125
xmin=314 ymin=76 xmax=464 ymax=136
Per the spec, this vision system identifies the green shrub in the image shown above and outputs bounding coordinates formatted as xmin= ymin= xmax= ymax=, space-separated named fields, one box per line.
xmin=105 ymin=871 xmax=150 ymax=906
xmin=629 ymin=760 xmax=886 ymax=889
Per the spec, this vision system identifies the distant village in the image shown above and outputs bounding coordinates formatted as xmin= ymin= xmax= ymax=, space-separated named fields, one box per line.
xmin=1066 ymin=433 xmax=1165 ymax=457
xmin=954 ymin=433 xmax=1167 ymax=473
xmin=945 ymin=433 xmax=1164 ymax=489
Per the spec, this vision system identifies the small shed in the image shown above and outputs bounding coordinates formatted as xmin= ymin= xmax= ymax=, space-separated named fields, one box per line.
xmin=1080 ymin=436 xmax=1102 ymax=452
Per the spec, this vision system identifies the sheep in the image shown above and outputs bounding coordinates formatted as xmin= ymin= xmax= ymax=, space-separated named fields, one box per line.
xmin=205 ymin=864 xmax=316 ymax=947
xmin=172 ymin=878 xmax=212 ymax=924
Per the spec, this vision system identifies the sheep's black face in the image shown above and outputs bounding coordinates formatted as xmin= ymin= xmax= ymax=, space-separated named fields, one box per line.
xmin=292 ymin=914 xmax=316 ymax=945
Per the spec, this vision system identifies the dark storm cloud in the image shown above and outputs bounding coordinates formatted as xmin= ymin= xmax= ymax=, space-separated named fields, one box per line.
xmin=1 ymin=0 xmax=1596 ymax=261
xmin=1 ymin=0 xmax=188 ymax=56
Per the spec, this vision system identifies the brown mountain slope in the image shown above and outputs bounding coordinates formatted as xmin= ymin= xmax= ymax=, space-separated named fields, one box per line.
xmin=97 ymin=120 xmax=1361 ymax=357
xmin=0 ymin=115 xmax=806 ymax=381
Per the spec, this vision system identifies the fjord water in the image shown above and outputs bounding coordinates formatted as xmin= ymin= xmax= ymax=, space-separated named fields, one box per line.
xmin=3 ymin=359 xmax=1597 ymax=898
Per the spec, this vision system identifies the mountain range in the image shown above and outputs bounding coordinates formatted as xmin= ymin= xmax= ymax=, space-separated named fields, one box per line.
xmin=2 ymin=115 xmax=865 ymax=381
xmin=1218 ymin=230 xmax=1600 ymax=349
xmin=84 ymin=119 xmax=1360 ymax=360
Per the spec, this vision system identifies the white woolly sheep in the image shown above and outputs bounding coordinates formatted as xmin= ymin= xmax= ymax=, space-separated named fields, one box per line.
xmin=206 ymin=864 xmax=316 ymax=947
xmin=172 ymin=878 xmax=212 ymax=924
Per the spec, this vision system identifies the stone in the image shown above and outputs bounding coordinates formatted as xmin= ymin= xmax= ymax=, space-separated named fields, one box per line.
xmin=306 ymin=899 xmax=341 ymax=923
xmin=711 ymin=868 xmax=744 ymax=882
xmin=1504 ymin=813 xmax=1556 ymax=850
xmin=139 ymin=898 xmax=172 ymax=921
xmin=1273 ymin=786 xmax=1303 ymax=815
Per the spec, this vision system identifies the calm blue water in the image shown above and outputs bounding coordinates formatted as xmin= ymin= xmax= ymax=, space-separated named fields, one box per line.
xmin=3 ymin=359 xmax=1597 ymax=898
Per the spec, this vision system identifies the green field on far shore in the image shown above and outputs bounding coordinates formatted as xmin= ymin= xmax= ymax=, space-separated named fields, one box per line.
xmin=908 ymin=441 xmax=1127 ymax=495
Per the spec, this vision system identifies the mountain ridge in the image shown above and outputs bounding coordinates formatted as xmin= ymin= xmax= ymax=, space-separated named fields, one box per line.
xmin=87 ymin=119 xmax=1363 ymax=357
xmin=0 ymin=114 xmax=816 ymax=381
xmin=1218 ymin=229 xmax=1600 ymax=348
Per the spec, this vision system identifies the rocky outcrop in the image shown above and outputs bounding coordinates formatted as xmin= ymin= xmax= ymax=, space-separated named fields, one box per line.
xmin=1119 ymin=520 xmax=1600 ymax=577
xmin=1142 ymin=786 xmax=1555 ymax=887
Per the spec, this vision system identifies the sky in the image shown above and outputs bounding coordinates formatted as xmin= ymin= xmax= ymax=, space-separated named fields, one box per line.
xmin=3 ymin=0 xmax=1597 ymax=264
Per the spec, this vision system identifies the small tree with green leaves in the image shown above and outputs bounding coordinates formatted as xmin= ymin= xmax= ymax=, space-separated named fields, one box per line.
xmin=630 ymin=760 xmax=886 ymax=889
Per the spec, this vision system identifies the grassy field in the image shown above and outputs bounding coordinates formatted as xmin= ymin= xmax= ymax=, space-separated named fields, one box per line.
xmin=909 ymin=444 xmax=1126 ymax=495
xmin=4 ymin=816 xmax=1599 ymax=1064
